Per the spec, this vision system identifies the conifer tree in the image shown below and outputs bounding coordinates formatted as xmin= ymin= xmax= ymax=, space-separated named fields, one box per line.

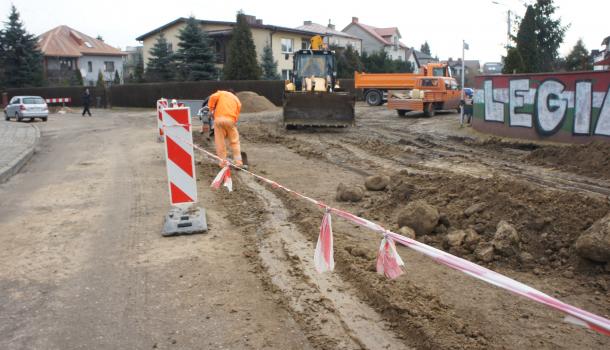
xmin=532 ymin=0 xmax=567 ymax=72
xmin=174 ymin=16 xmax=216 ymax=80
xmin=503 ymin=47 xmax=525 ymax=74
xmin=260 ymin=44 xmax=280 ymax=80
xmin=134 ymin=52 xmax=144 ymax=83
xmin=96 ymin=70 xmax=106 ymax=89
xmin=564 ymin=39 xmax=591 ymax=71
xmin=146 ymin=33 xmax=174 ymax=81
xmin=336 ymin=46 xmax=364 ymax=78
xmin=113 ymin=70 xmax=121 ymax=84
xmin=420 ymin=41 xmax=431 ymax=56
xmin=0 ymin=5 xmax=44 ymax=87
xmin=72 ymin=68 xmax=84 ymax=86
xmin=224 ymin=12 xmax=261 ymax=80
xmin=515 ymin=5 xmax=539 ymax=73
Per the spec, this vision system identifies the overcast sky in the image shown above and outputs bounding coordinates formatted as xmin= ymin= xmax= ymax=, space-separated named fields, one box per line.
xmin=3 ymin=0 xmax=607 ymax=64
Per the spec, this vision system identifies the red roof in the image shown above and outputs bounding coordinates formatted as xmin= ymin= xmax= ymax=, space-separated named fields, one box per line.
xmin=349 ymin=22 xmax=406 ymax=48
xmin=38 ymin=25 xmax=126 ymax=57
xmin=594 ymin=56 xmax=610 ymax=66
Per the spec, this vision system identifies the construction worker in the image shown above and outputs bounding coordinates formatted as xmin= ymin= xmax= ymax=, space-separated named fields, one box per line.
xmin=207 ymin=89 xmax=244 ymax=168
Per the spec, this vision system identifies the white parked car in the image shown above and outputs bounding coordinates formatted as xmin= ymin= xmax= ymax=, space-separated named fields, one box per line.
xmin=4 ymin=96 xmax=48 ymax=122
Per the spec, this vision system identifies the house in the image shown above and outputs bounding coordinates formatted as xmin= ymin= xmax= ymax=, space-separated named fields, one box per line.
xmin=442 ymin=58 xmax=480 ymax=87
xmin=592 ymin=36 xmax=610 ymax=71
xmin=136 ymin=15 xmax=318 ymax=80
xmin=38 ymin=26 xmax=126 ymax=86
xmin=123 ymin=46 xmax=143 ymax=82
xmin=341 ymin=17 xmax=410 ymax=61
xmin=296 ymin=21 xmax=362 ymax=53
xmin=482 ymin=62 xmax=504 ymax=75
xmin=412 ymin=49 xmax=438 ymax=66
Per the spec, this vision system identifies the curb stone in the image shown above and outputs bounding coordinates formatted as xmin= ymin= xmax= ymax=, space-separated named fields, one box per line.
xmin=0 ymin=123 xmax=40 ymax=183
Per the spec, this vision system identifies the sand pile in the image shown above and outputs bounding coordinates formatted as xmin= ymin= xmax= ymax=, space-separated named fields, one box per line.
xmin=236 ymin=91 xmax=277 ymax=113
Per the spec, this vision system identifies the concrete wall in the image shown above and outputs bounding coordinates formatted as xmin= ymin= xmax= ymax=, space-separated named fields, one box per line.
xmin=472 ymin=71 xmax=610 ymax=143
xmin=327 ymin=35 xmax=362 ymax=54
xmin=78 ymin=55 xmax=124 ymax=86
xmin=342 ymin=24 xmax=384 ymax=54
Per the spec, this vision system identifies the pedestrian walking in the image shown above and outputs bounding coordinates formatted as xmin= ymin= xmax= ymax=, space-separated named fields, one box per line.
xmin=82 ymin=88 xmax=92 ymax=117
xmin=208 ymin=89 xmax=244 ymax=168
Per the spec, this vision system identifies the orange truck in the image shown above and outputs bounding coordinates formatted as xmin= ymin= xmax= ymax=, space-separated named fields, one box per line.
xmin=386 ymin=76 xmax=462 ymax=117
xmin=354 ymin=63 xmax=452 ymax=106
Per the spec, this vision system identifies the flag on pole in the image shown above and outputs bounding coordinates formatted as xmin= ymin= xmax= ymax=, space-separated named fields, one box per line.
xmin=463 ymin=41 xmax=469 ymax=50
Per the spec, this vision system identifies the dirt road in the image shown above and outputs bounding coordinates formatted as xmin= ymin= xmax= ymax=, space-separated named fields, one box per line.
xmin=0 ymin=110 xmax=311 ymax=350
xmin=0 ymin=105 xmax=608 ymax=349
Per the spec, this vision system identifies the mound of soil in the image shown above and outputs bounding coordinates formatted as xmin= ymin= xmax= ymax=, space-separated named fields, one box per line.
xmin=236 ymin=91 xmax=277 ymax=113
xmin=525 ymin=141 xmax=610 ymax=179
xmin=363 ymin=170 xmax=610 ymax=276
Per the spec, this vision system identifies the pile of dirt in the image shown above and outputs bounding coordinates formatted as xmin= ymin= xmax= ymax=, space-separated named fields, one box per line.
xmin=358 ymin=170 xmax=610 ymax=277
xmin=236 ymin=91 xmax=277 ymax=113
xmin=525 ymin=141 xmax=610 ymax=179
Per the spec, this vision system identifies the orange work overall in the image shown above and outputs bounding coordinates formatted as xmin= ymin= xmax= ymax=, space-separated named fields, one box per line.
xmin=208 ymin=91 xmax=242 ymax=167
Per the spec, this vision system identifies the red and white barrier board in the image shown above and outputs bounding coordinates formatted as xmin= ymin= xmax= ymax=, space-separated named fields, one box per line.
xmin=157 ymin=98 xmax=168 ymax=139
xmin=161 ymin=107 xmax=197 ymax=205
xmin=46 ymin=97 xmax=71 ymax=104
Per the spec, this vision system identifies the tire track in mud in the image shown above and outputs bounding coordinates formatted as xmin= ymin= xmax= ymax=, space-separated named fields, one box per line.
xmin=342 ymin=125 xmax=610 ymax=198
xmin=205 ymin=165 xmax=408 ymax=349
xmin=244 ymin=176 xmax=409 ymax=350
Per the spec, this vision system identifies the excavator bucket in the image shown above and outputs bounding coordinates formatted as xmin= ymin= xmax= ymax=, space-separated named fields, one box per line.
xmin=283 ymin=92 xmax=355 ymax=127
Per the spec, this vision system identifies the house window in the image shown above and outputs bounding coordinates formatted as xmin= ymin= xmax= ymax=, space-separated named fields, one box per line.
xmin=281 ymin=69 xmax=292 ymax=80
xmin=59 ymin=58 xmax=74 ymax=70
xmin=104 ymin=61 xmax=115 ymax=72
xmin=281 ymin=38 xmax=293 ymax=53
xmin=87 ymin=61 xmax=92 ymax=73
xmin=301 ymin=39 xmax=308 ymax=50
xmin=167 ymin=43 xmax=173 ymax=53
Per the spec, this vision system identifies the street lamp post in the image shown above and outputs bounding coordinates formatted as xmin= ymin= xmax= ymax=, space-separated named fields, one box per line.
xmin=492 ymin=1 xmax=512 ymax=49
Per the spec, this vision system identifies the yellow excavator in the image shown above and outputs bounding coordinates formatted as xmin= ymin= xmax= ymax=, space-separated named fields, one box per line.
xmin=283 ymin=35 xmax=356 ymax=127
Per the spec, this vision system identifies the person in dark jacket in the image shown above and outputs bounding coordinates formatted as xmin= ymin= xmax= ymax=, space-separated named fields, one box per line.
xmin=82 ymin=89 xmax=92 ymax=116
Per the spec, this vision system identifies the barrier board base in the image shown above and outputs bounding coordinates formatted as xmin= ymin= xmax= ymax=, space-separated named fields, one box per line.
xmin=162 ymin=206 xmax=207 ymax=237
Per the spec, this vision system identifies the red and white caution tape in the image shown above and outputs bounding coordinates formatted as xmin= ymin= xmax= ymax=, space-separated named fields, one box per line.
xmin=160 ymin=124 xmax=610 ymax=336
xmin=376 ymin=236 xmax=405 ymax=279
xmin=211 ymin=166 xmax=233 ymax=192
xmin=314 ymin=209 xmax=334 ymax=273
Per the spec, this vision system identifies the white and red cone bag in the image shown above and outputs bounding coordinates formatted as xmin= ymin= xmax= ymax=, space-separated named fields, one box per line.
xmin=211 ymin=166 xmax=233 ymax=192
xmin=376 ymin=236 xmax=405 ymax=279
xmin=314 ymin=209 xmax=334 ymax=273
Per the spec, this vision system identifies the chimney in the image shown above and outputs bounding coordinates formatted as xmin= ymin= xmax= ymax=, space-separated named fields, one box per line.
xmin=256 ymin=19 xmax=263 ymax=25
xmin=352 ymin=17 xmax=359 ymax=23
xmin=327 ymin=20 xmax=335 ymax=30
xmin=304 ymin=20 xmax=312 ymax=25
xmin=243 ymin=14 xmax=256 ymax=25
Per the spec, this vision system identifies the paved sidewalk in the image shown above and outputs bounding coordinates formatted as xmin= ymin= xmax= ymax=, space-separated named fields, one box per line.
xmin=0 ymin=120 xmax=40 ymax=183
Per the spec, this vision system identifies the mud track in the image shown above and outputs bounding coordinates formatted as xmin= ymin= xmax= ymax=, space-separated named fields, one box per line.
xmin=196 ymin=105 xmax=609 ymax=349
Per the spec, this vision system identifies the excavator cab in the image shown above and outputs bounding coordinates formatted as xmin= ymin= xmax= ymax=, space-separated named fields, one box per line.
xmin=282 ymin=36 xmax=355 ymax=127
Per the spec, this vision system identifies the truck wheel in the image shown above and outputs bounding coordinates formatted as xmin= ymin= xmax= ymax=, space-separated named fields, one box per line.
xmin=4 ymin=112 xmax=8 ymax=121
xmin=424 ymin=103 xmax=435 ymax=117
xmin=365 ymin=90 xmax=382 ymax=106
xmin=397 ymin=110 xmax=407 ymax=117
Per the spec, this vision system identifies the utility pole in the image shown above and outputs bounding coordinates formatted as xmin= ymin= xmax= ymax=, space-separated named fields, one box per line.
xmin=492 ymin=1 xmax=513 ymax=49
xmin=506 ymin=9 xmax=512 ymax=49
xmin=460 ymin=40 xmax=467 ymax=127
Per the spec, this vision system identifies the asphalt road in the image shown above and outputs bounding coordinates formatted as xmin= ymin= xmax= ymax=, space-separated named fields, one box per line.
xmin=0 ymin=110 xmax=310 ymax=350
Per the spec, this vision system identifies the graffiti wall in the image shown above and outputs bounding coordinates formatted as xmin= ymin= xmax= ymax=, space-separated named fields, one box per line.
xmin=473 ymin=71 xmax=610 ymax=143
